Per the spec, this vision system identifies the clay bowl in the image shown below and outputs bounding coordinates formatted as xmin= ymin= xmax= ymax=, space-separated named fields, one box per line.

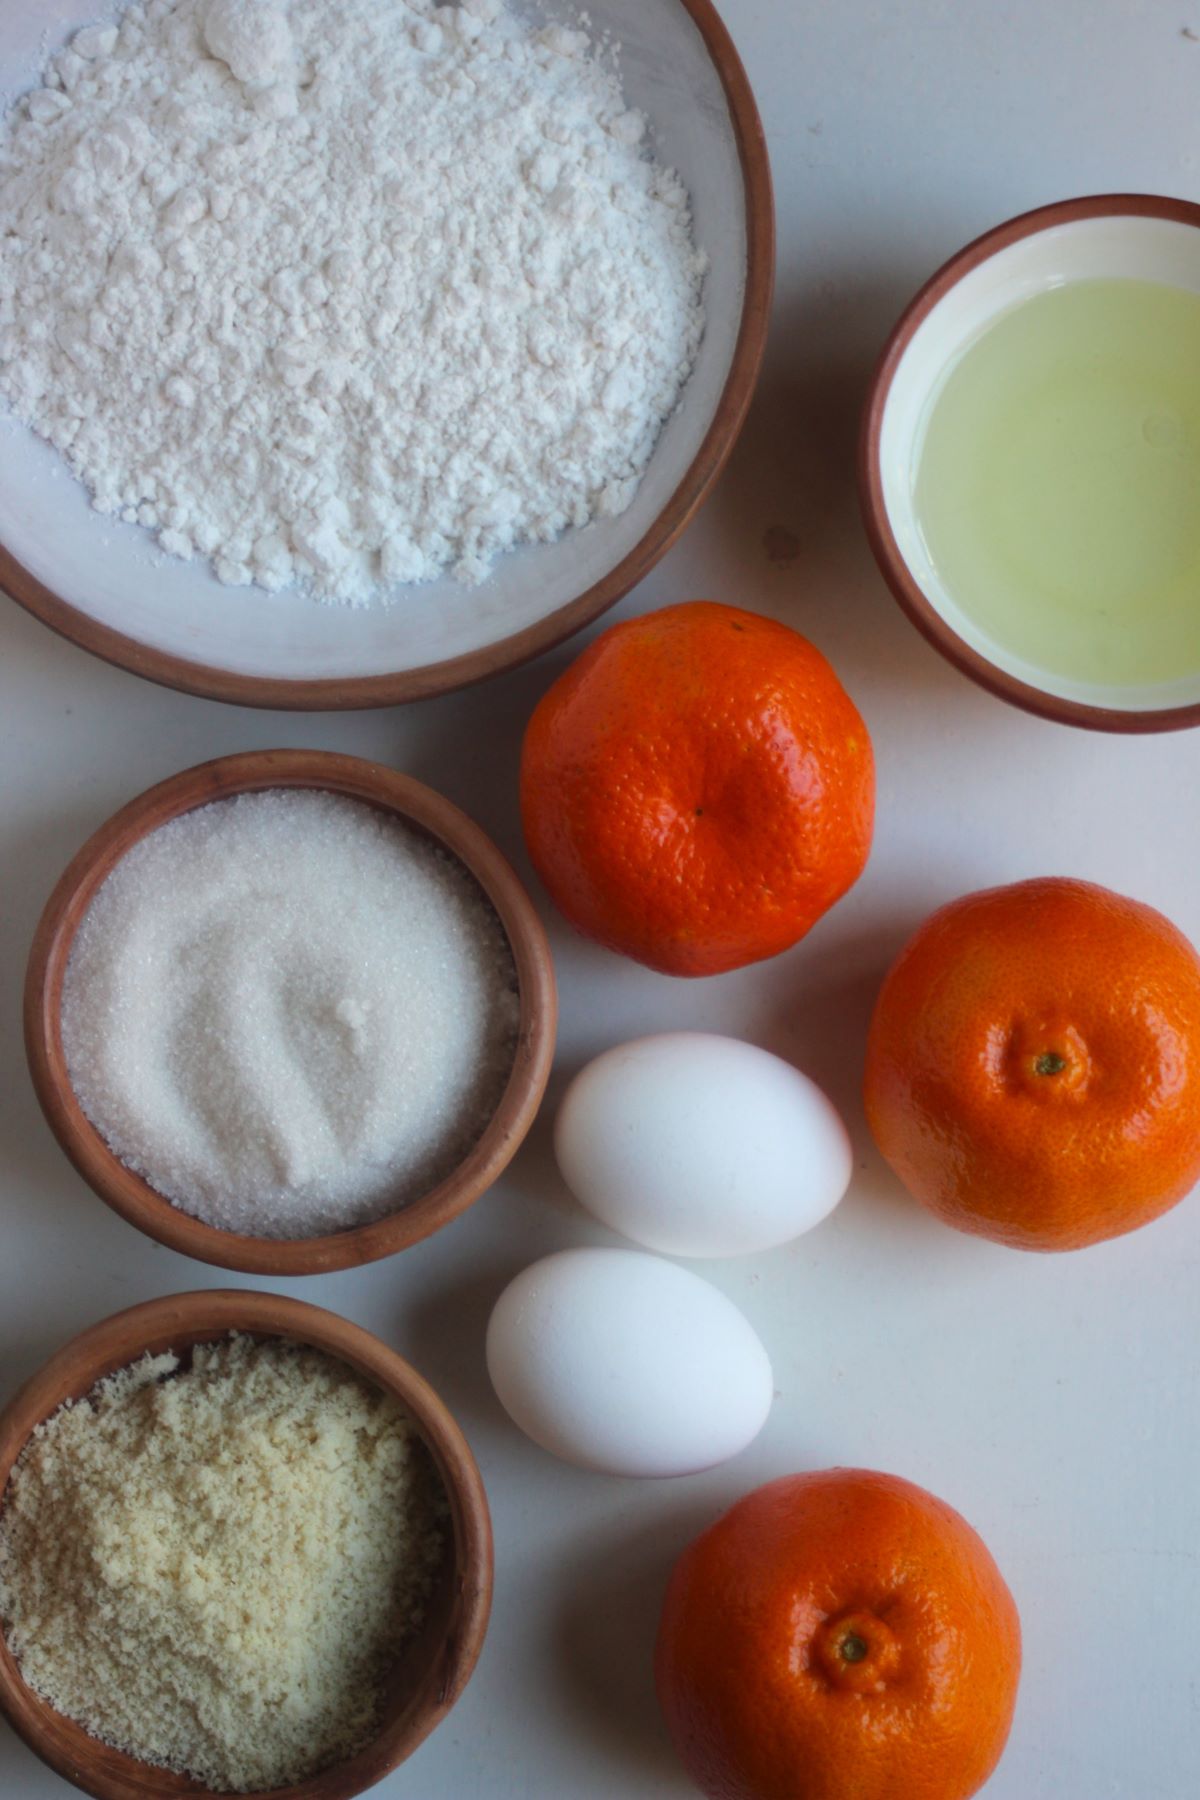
xmin=0 ymin=0 xmax=773 ymax=708
xmin=25 ymin=749 xmax=557 ymax=1275
xmin=860 ymin=193 xmax=1200 ymax=733
xmin=0 ymin=1289 xmax=493 ymax=1800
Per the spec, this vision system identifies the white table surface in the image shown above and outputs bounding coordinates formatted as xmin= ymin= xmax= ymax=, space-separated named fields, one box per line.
xmin=3 ymin=2 xmax=1200 ymax=1796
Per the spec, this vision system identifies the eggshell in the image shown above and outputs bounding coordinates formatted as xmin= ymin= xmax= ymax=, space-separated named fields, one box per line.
xmin=554 ymin=1032 xmax=853 ymax=1257
xmin=485 ymin=1248 xmax=773 ymax=1476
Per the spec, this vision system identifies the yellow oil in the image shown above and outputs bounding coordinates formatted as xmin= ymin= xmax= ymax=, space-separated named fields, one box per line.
xmin=914 ymin=278 xmax=1200 ymax=687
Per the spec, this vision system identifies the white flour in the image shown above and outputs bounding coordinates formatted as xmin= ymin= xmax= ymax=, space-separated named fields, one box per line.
xmin=0 ymin=0 xmax=706 ymax=602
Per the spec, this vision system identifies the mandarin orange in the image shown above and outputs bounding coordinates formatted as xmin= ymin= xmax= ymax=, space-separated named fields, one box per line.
xmin=655 ymin=1468 xmax=1021 ymax=1800
xmin=519 ymin=602 xmax=874 ymax=977
xmin=864 ymin=877 xmax=1200 ymax=1250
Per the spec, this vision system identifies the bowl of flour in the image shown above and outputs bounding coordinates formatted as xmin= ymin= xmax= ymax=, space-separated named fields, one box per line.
xmin=0 ymin=0 xmax=772 ymax=705
xmin=25 ymin=749 xmax=558 ymax=1275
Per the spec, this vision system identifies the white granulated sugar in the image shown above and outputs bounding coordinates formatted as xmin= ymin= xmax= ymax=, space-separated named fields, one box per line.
xmin=0 ymin=0 xmax=707 ymax=602
xmin=61 ymin=790 xmax=520 ymax=1237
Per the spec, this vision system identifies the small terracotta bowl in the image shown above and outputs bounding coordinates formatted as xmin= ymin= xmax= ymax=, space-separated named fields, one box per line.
xmin=860 ymin=193 xmax=1200 ymax=733
xmin=0 ymin=1290 xmax=493 ymax=1800
xmin=25 ymin=749 xmax=557 ymax=1275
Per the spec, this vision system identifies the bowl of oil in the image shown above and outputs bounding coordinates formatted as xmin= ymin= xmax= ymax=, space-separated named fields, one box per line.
xmin=860 ymin=194 xmax=1200 ymax=732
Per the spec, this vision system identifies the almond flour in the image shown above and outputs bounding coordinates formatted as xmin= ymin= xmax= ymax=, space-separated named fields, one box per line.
xmin=0 ymin=1335 xmax=448 ymax=1791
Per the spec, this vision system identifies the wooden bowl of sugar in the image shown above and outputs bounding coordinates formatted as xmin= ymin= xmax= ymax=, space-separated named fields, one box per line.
xmin=25 ymin=750 xmax=557 ymax=1275
xmin=0 ymin=1289 xmax=493 ymax=1800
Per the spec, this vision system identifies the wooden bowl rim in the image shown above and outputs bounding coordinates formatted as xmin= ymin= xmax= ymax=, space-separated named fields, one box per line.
xmin=0 ymin=0 xmax=774 ymax=711
xmin=0 ymin=1289 xmax=494 ymax=1800
xmin=858 ymin=191 xmax=1200 ymax=735
xmin=24 ymin=749 xmax=558 ymax=1275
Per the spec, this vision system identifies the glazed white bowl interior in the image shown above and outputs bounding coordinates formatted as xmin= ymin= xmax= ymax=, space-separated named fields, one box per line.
xmin=0 ymin=0 xmax=746 ymax=684
xmin=880 ymin=212 xmax=1200 ymax=714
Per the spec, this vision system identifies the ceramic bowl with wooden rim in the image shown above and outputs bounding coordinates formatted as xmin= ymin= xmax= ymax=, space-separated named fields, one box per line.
xmin=24 ymin=749 xmax=557 ymax=1276
xmin=0 ymin=1289 xmax=493 ymax=1800
xmin=0 ymin=0 xmax=773 ymax=710
xmin=860 ymin=193 xmax=1200 ymax=733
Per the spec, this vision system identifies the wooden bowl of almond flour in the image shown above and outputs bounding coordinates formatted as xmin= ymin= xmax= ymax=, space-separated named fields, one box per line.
xmin=0 ymin=1289 xmax=493 ymax=1800
xmin=24 ymin=749 xmax=557 ymax=1276
xmin=0 ymin=0 xmax=772 ymax=708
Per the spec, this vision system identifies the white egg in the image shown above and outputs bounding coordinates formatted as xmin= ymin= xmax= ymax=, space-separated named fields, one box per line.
xmin=485 ymin=1248 xmax=772 ymax=1477
xmin=554 ymin=1032 xmax=853 ymax=1258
